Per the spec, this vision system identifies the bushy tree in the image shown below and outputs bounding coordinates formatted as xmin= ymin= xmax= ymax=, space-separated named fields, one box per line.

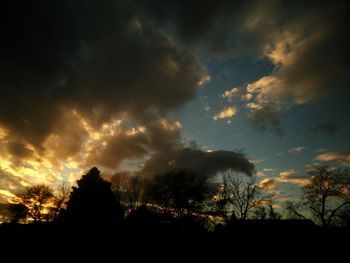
xmin=148 ymin=169 xmax=213 ymax=219
xmin=62 ymin=167 xmax=124 ymax=224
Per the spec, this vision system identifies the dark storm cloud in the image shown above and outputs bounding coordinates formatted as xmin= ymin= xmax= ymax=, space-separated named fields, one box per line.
xmin=0 ymin=0 xmax=204 ymax=149
xmin=313 ymin=122 xmax=338 ymax=136
xmin=129 ymin=0 xmax=246 ymax=54
xmin=142 ymin=146 xmax=254 ymax=177
xmin=130 ymin=0 xmax=278 ymax=55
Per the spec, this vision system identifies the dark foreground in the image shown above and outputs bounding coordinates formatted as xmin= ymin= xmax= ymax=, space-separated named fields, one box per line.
xmin=1 ymin=220 xmax=348 ymax=260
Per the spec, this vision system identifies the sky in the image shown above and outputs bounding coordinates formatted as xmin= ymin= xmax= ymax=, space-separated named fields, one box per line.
xmin=0 ymin=0 xmax=350 ymax=204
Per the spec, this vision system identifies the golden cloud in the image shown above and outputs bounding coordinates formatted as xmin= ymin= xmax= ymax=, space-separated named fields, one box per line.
xmin=213 ymin=106 xmax=237 ymax=121
xmin=259 ymin=169 xmax=310 ymax=190
xmin=315 ymin=151 xmax=350 ymax=166
xmin=222 ymin=88 xmax=240 ymax=101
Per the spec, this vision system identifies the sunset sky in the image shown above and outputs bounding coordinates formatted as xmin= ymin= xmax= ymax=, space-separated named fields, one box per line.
xmin=1 ymin=0 xmax=349 ymax=205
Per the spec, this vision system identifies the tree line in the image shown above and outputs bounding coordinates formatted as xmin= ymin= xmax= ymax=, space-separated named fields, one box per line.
xmin=3 ymin=165 xmax=350 ymax=229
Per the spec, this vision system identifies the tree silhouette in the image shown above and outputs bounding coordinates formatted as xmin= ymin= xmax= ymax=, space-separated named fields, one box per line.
xmin=212 ymin=172 xmax=232 ymax=223
xmin=8 ymin=203 xmax=28 ymax=223
xmin=0 ymin=203 xmax=27 ymax=223
xmin=126 ymin=204 xmax=159 ymax=226
xmin=12 ymin=184 xmax=54 ymax=223
xmin=214 ymin=171 xmax=274 ymax=220
xmin=50 ymin=182 xmax=70 ymax=221
xmin=148 ymin=169 xmax=213 ymax=219
xmin=62 ymin=167 xmax=124 ymax=224
xmin=287 ymin=166 xmax=350 ymax=227
xmin=110 ymin=172 xmax=146 ymax=212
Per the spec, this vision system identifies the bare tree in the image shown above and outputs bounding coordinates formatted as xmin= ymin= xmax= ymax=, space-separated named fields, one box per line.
xmin=267 ymin=204 xmax=282 ymax=220
xmin=285 ymin=166 xmax=350 ymax=227
xmin=285 ymin=200 xmax=307 ymax=220
xmin=12 ymin=184 xmax=54 ymax=223
xmin=213 ymin=173 xmax=235 ymax=223
xmin=306 ymin=166 xmax=349 ymax=226
xmin=126 ymin=173 xmax=145 ymax=210
xmin=214 ymin=171 xmax=274 ymax=220
xmin=110 ymin=172 xmax=146 ymax=212
xmin=51 ymin=182 xmax=71 ymax=221
xmin=110 ymin=172 xmax=129 ymax=205
xmin=337 ymin=204 xmax=350 ymax=227
xmin=253 ymin=205 xmax=267 ymax=220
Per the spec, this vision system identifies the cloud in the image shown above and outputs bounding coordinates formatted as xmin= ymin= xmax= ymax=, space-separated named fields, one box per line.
xmin=7 ymin=141 xmax=34 ymax=159
xmin=213 ymin=106 xmax=237 ymax=121
xmin=236 ymin=1 xmax=350 ymax=133
xmin=246 ymin=103 xmax=284 ymax=136
xmin=315 ymin=151 xmax=350 ymax=167
xmin=0 ymin=0 xmax=205 ymax=146
xmin=222 ymin=88 xmax=240 ymax=101
xmin=249 ymin=158 xmax=267 ymax=165
xmin=288 ymin=146 xmax=305 ymax=155
xmin=255 ymin=167 xmax=276 ymax=177
xmin=1 ymin=0 xmax=349 ymax=199
xmin=259 ymin=169 xmax=310 ymax=190
xmin=256 ymin=171 xmax=265 ymax=177
xmin=0 ymin=169 xmax=29 ymax=201
xmin=84 ymin=117 xmax=182 ymax=169
xmin=312 ymin=122 xmax=338 ymax=136
xmin=141 ymin=146 xmax=254 ymax=177
xmin=133 ymin=1 xmax=350 ymax=135
xmin=279 ymin=169 xmax=298 ymax=178
xmin=0 ymin=1 xmax=209 ymax=198
xmin=259 ymin=178 xmax=277 ymax=190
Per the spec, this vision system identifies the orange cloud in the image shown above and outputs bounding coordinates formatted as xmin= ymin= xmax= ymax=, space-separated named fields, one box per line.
xmin=213 ymin=106 xmax=237 ymax=121
xmin=259 ymin=178 xmax=277 ymax=190
xmin=315 ymin=151 xmax=350 ymax=166
xmin=222 ymin=88 xmax=240 ymax=101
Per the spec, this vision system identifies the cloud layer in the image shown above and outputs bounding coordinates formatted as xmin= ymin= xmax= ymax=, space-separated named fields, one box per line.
xmin=1 ymin=0 xmax=349 ymax=201
xmin=0 ymin=1 xmax=257 ymax=200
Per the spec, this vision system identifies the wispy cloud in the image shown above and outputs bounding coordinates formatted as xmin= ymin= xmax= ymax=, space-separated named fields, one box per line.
xmin=249 ymin=158 xmax=267 ymax=165
xmin=255 ymin=167 xmax=275 ymax=177
xmin=277 ymin=146 xmax=306 ymax=157
xmin=259 ymin=169 xmax=310 ymax=190
xmin=288 ymin=146 xmax=306 ymax=154
xmin=315 ymin=151 xmax=350 ymax=166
